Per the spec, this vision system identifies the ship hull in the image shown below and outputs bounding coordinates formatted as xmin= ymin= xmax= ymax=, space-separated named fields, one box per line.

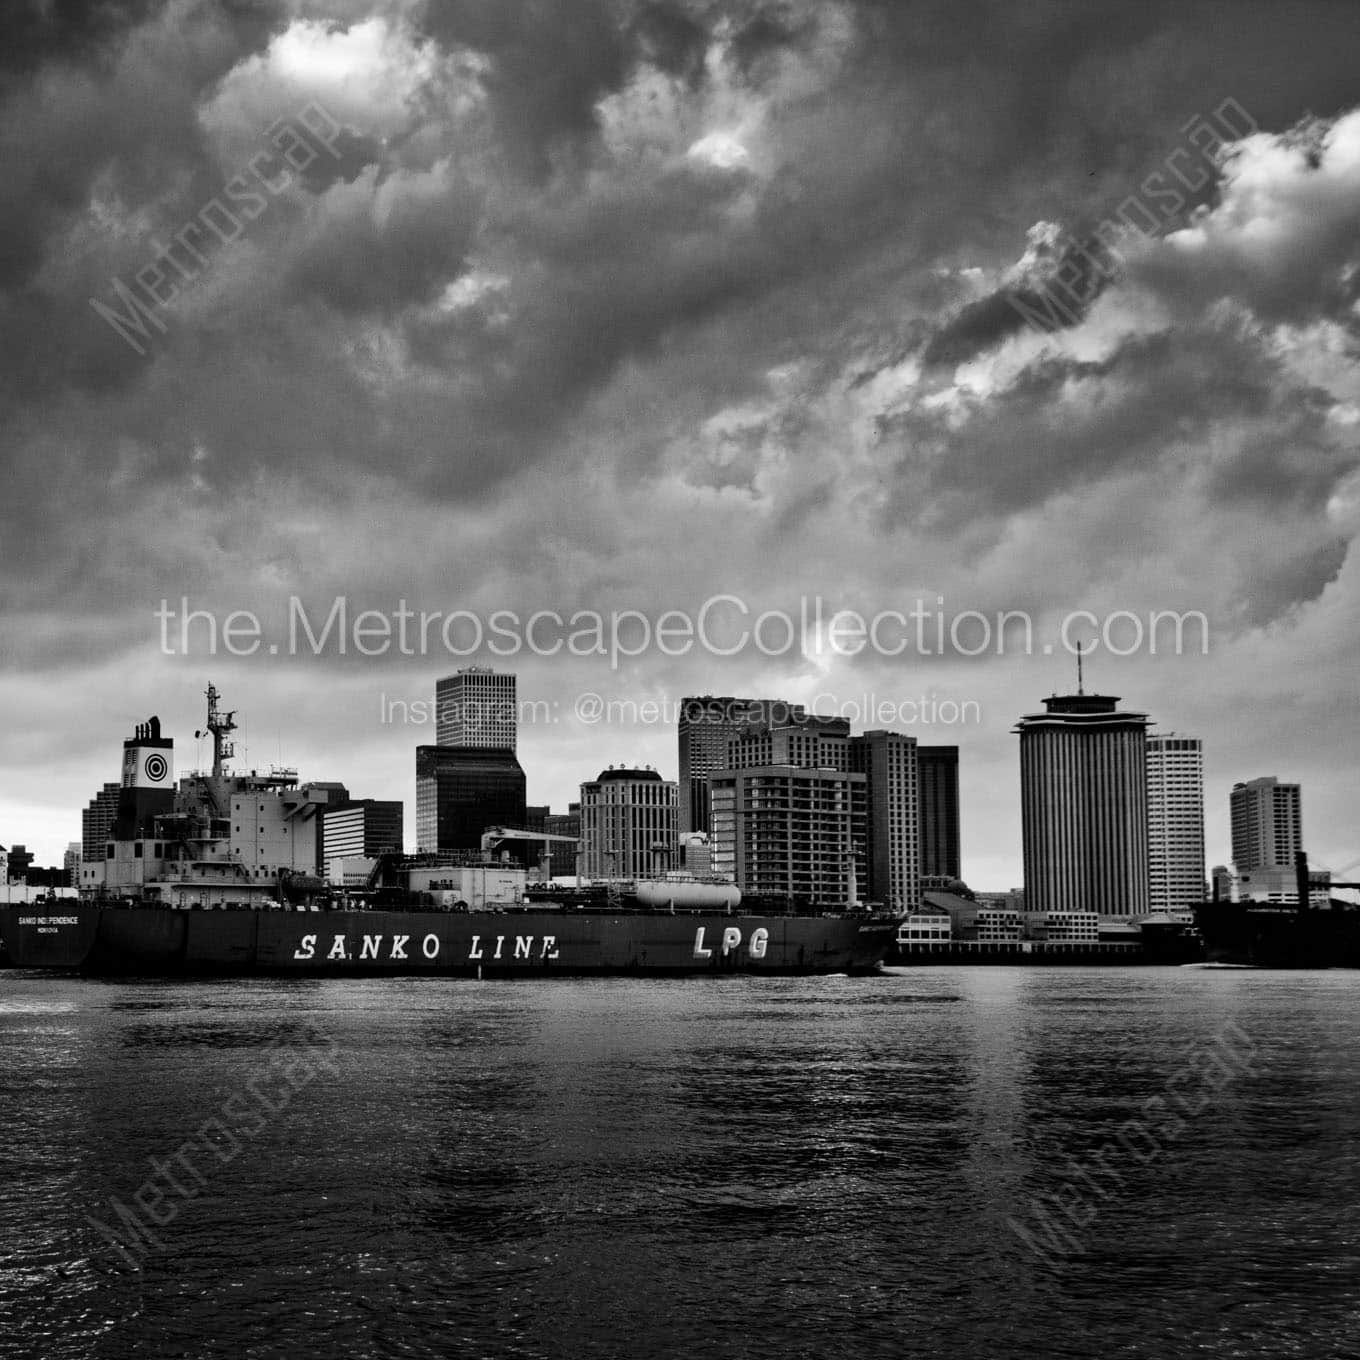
xmin=1193 ymin=901 xmax=1360 ymax=969
xmin=0 ymin=904 xmax=896 ymax=977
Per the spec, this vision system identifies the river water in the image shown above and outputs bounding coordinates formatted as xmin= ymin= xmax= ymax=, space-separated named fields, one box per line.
xmin=1 ymin=967 xmax=1357 ymax=1359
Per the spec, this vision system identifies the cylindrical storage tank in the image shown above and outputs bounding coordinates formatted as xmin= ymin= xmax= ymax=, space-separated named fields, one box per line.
xmin=633 ymin=880 xmax=742 ymax=911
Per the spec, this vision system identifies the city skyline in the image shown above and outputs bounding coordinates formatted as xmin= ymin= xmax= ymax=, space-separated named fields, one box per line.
xmin=18 ymin=669 xmax=1351 ymax=899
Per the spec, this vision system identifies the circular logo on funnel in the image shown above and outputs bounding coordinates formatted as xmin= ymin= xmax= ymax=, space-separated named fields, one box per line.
xmin=144 ymin=753 xmax=168 ymax=782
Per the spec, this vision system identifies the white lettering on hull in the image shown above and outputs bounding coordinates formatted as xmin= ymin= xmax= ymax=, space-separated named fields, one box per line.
xmin=694 ymin=925 xmax=769 ymax=961
xmin=286 ymin=930 xmax=561 ymax=966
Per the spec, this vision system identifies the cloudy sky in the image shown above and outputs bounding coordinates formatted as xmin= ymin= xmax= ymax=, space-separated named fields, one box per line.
xmin=3 ymin=0 xmax=1359 ymax=889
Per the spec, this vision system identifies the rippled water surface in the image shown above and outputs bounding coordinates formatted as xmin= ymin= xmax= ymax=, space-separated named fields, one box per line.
xmin=1 ymin=968 xmax=1358 ymax=1359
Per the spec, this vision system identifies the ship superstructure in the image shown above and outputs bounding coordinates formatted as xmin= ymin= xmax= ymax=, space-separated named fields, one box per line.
xmin=77 ymin=686 xmax=347 ymax=908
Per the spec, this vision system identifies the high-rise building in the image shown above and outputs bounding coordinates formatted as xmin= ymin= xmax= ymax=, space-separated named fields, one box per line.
xmin=677 ymin=697 xmax=807 ymax=834
xmin=64 ymin=842 xmax=81 ymax=887
xmin=435 ymin=667 xmax=517 ymax=750
xmin=729 ymin=717 xmax=851 ymax=772
xmin=1015 ymin=691 xmax=1150 ymax=917
xmin=849 ymin=731 xmax=921 ymax=911
xmin=6 ymin=844 xmax=32 ymax=882
xmin=415 ymin=746 xmax=527 ymax=853
xmin=916 ymin=746 xmax=960 ymax=880
xmin=1230 ymin=776 xmax=1302 ymax=871
xmin=579 ymin=769 xmax=678 ymax=879
xmin=322 ymin=800 xmax=404 ymax=864
xmin=82 ymin=781 xmax=122 ymax=860
xmin=1146 ymin=734 xmax=1205 ymax=912
xmin=709 ymin=765 xmax=866 ymax=907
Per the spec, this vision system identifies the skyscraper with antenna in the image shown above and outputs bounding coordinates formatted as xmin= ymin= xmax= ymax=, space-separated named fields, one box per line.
xmin=1014 ymin=649 xmax=1151 ymax=917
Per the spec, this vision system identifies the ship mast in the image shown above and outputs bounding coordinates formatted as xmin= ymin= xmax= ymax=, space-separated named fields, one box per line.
xmin=198 ymin=684 xmax=237 ymax=779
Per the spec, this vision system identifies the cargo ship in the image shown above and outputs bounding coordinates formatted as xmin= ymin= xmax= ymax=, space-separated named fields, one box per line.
xmin=0 ymin=892 xmax=896 ymax=977
xmin=0 ymin=687 xmax=897 ymax=977
xmin=1192 ymin=854 xmax=1360 ymax=968
xmin=1193 ymin=899 xmax=1360 ymax=968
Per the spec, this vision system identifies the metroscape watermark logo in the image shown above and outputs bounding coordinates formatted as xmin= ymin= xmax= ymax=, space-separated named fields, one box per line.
xmin=1008 ymin=97 xmax=1258 ymax=336
xmin=86 ymin=1027 xmax=339 ymax=1271
xmin=1008 ymin=1020 xmax=1260 ymax=1271
xmin=90 ymin=102 xmax=347 ymax=356
xmin=153 ymin=595 xmax=1211 ymax=668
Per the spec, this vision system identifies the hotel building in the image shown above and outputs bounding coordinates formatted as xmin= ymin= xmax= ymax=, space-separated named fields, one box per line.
xmin=1015 ymin=690 xmax=1150 ymax=917
xmin=1146 ymin=734 xmax=1205 ymax=913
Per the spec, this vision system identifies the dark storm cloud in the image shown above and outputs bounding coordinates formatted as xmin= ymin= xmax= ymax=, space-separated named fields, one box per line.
xmin=416 ymin=0 xmax=635 ymax=173
xmin=0 ymin=0 xmax=166 ymax=76
xmin=879 ymin=325 xmax=1355 ymax=531
xmin=284 ymin=176 xmax=481 ymax=315
xmin=2 ymin=0 xmax=1360 ymax=669
xmin=628 ymin=1 xmax=710 ymax=81
xmin=921 ymin=236 xmax=1116 ymax=368
xmin=0 ymin=2 xmax=286 ymax=286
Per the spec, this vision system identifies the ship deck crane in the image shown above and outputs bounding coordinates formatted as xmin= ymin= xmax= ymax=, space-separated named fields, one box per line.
xmin=480 ymin=826 xmax=583 ymax=882
xmin=1295 ymin=852 xmax=1360 ymax=907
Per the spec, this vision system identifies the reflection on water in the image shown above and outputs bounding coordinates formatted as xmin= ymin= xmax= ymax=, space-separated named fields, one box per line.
xmin=1 ymin=969 xmax=1357 ymax=1359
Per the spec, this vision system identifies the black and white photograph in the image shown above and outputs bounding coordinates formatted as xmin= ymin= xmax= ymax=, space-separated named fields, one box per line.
xmin=2 ymin=1 xmax=1359 ymax=1356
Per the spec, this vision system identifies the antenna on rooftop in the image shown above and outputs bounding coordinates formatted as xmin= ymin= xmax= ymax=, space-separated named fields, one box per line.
xmin=1076 ymin=641 xmax=1085 ymax=696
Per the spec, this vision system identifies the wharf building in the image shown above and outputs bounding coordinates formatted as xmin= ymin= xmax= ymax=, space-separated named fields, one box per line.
xmin=1146 ymin=734 xmax=1205 ymax=913
xmin=916 ymin=746 xmax=961 ymax=880
xmin=1015 ymin=690 xmax=1150 ymax=918
xmin=677 ymin=696 xmax=809 ymax=834
xmin=579 ymin=768 xmax=678 ymax=880
xmin=435 ymin=666 xmax=517 ymax=750
xmin=708 ymin=765 xmax=867 ymax=907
